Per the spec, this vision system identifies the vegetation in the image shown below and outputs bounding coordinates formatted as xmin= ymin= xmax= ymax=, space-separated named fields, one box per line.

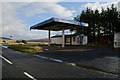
xmin=0 ymin=37 xmax=16 ymax=44
xmin=26 ymin=42 xmax=48 ymax=45
xmin=9 ymin=45 xmax=44 ymax=53
xmin=3 ymin=41 xmax=48 ymax=46
xmin=16 ymin=40 xmax=22 ymax=43
xmin=71 ymin=4 xmax=120 ymax=46
xmin=3 ymin=40 xmax=6 ymax=43
xmin=4 ymin=41 xmax=47 ymax=53
xmin=21 ymin=40 xmax=27 ymax=44
xmin=16 ymin=40 xmax=27 ymax=44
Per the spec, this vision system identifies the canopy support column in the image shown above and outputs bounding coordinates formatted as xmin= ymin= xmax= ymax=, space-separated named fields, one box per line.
xmin=48 ymin=29 xmax=50 ymax=46
xmin=62 ymin=29 xmax=65 ymax=47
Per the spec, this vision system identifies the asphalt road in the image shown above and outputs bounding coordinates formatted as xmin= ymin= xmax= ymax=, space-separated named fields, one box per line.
xmin=1 ymin=46 xmax=119 ymax=79
xmin=36 ymin=46 xmax=120 ymax=74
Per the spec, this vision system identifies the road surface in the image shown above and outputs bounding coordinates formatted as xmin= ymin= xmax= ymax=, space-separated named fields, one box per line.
xmin=1 ymin=46 xmax=119 ymax=79
xmin=35 ymin=46 xmax=120 ymax=74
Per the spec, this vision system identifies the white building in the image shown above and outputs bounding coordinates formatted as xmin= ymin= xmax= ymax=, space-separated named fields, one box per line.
xmin=114 ymin=32 xmax=120 ymax=48
xmin=51 ymin=34 xmax=88 ymax=45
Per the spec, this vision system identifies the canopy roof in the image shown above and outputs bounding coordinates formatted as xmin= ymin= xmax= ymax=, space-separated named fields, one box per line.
xmin=30 ymin=17 xmax=88 ymax=31
xmin=51 ymin=34 xmax=78 ymax=38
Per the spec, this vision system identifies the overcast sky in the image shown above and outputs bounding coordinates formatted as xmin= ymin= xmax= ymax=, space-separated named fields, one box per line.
xmin=0 ymin=0 xmax=119 ymax=40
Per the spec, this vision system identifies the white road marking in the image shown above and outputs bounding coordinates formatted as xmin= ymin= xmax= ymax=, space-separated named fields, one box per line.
xmin=24 ymin=72 xmax=37 ymax=80
xmin=0 ymin=55 xmax=12 ymax=64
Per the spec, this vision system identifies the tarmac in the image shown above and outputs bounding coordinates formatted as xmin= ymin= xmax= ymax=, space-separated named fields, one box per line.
xmin=35 ymin=45 xmax=120 ymax=75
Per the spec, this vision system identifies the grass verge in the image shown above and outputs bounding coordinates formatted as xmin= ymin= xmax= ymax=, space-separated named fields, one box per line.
xmin=9 ymin=45 xmax=44 ymax=53
xmin=27 ymin=42 xmax=48 ymax=45
xmin=3 ymin=42 xmax=48 ymax=46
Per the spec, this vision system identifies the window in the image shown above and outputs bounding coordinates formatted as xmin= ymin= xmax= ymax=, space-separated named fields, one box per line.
xmin=73 ymin=36 xmax=75 ymax=41
xmin=115 ymin=42 xmax=117 ymax=45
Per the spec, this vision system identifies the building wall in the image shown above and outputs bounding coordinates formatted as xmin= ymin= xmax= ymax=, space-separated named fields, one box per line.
xmin=71 ymin=36 xmax=77 ymax=45
xmin=71 ymin=35 xmax=88 ymax=45
xmin=51 ymin=37 xmax=62 ymax=44
xmin=83 ymin=36 xmax=88 ymax=45
xmin=65 ymin=37 xmax=71 ymax=45
xmin=51 ymin=35 xmax=88 ymax=45
xmin=114 ymin=32 xmax=120 ymax=48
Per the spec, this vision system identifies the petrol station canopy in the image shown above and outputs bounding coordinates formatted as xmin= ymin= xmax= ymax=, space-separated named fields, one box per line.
xmin=30 ymin=17 xmax=88 ymax=31
xmin=30 ymin=17 xmax=88 ymax=47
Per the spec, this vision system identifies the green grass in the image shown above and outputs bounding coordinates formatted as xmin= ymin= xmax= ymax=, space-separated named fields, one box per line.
xmin=9 ymin=45 xmax=44 ymax=53
xmin=3 ymin=42 xmax=48 ymax=46
xmin=3 ymin=43 xmax=24 ymax=46
xmin=27 ymin=42 xmax=48 ymax=45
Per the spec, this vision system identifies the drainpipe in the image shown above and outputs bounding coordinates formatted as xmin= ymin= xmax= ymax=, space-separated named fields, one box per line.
xmin=62 ymin=29 xmax=65 ymax=47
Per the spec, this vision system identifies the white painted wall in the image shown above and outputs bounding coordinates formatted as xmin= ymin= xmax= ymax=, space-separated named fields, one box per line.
xmin=83 ymin=36 xmax=88 ymax=45
xmin=51 ymin=37 xmax=62 ymax=44
xmin=51 ymin=35 xmax=88 ymax=45
xmin=71 ymin=36 xmax=77 ymax=45
xmin=114 ymin=32 xmax=120 ymax=48
xmin=65 ymin=37 xmax=71 ymax=45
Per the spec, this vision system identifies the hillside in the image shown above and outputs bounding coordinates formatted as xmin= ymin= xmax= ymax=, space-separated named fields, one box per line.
xmin=0 ymin=37 xmax=12 ymax=40
xmin=0 ymin=37 xmax=16 ymax=43
xmin=27 ymin=38 xmax=48 ymax=42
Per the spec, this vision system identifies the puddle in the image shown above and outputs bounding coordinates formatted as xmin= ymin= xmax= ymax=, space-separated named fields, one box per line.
xmin=105 ymin=56 xmax=118 ymax=59
xmin=2 ymin=46 xmax=8 ymax=48
xmin=34 ymin=55 xmax=63 ymax=63
xmin=16 ymin=51 xmax=21 ymax=53
xmin=34 ymin=55 xmax=49 ymax=59
xmin=45 ymin=49 xmax=49 ymax=51
xmin=33 ymin=54 xmax=119 ymax=76
xmin=66 ymin=63 xmax=76 ymax=66
xmin=49 ymin=58 xmax=63 ymax=63
xmin=34 ymin=54 xmax=76 ymax=67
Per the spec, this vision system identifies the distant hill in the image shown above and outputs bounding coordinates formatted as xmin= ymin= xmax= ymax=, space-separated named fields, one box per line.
xmin=0 ymin=37 xmax=12 ymax=40
xmin=0 ymin=37 xmax=16 ymax=43
xmin=27 ymin=38 xmax=48 ymax=42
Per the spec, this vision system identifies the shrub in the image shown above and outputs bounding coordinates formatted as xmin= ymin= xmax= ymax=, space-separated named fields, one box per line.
xmin=21 ymin=40 xmax=27 ymax=44
xmin=16 ymin=40 xmax=22 ymax=43
xmin=9 ymin=45 xmax=44 ymax=53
